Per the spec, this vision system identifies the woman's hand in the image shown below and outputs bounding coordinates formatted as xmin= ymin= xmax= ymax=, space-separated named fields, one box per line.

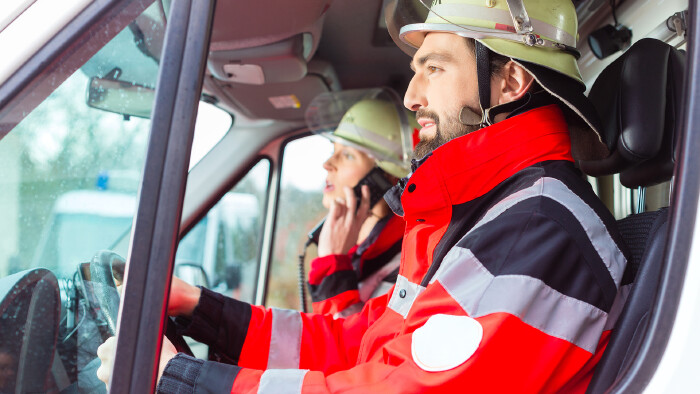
xmin=317 ymin=185 xmax=370 ymax=257
xmin=167 ymin=276 xmax=201 ymax=318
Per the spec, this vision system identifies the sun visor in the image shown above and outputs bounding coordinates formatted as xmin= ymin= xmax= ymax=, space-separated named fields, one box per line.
xmin=208 ymin=34 xmax=313 ymax=85
xmin=212 ymin=60 xmax=341 ymax=121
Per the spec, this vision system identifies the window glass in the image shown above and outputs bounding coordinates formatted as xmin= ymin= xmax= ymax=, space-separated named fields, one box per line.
xmin=0 ymin=3 xmax=162 ymax=392
xmin=176 ymin=159 xmax=270 ymax=304
xmin=266 ymin=136 xmax=332 ymax=309
xmin=189 ymin=102 xmax=233 ymax=170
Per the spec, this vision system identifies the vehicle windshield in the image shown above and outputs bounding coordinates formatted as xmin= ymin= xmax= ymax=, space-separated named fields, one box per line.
xmin=0 ymin=0 xmax=236 ymax=386
xmin=0 ymin=1 xmax=230 ymax=392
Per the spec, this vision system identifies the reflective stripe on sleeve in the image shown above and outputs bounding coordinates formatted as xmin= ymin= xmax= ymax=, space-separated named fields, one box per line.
xmin=433 ymin=247 xmax=607 ymax=353
xmin=604 ymin=283 xmax=632 ymax=331
xmin=469 ymin=177 xmax=626 ymax=286
xmin=258 ymin=369 xmax=309 ymax=394
xmin=387 ymin=274 xmax=425 ymax=318
xmin=268 ymin=308 xmax=302 ymax=368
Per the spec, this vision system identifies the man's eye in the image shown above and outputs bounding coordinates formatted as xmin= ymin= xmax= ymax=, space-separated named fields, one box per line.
xmin=343 ymin=151 xmax=354 ymax=160
xmin=427 ymin=66 xmax=439 ymax=74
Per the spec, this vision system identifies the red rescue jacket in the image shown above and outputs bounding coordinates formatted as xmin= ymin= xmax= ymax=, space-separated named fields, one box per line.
xmin=166 ymin=105 xmax=631 ymax=394
xmin=307 ymin=214 xmax=404 ymax=316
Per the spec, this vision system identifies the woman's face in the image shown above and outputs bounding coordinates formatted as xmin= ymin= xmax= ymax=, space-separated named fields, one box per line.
xmin=322 ymin=142 xmax=375 ymax=209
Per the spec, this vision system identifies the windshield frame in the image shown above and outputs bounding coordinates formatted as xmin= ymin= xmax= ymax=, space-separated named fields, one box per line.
xmin=108 ymin=0 xmax=217 ymax=391
xmin=0 ymin=0 xmax=154 ymax=135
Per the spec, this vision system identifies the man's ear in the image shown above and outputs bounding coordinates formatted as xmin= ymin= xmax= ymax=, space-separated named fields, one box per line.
xmin=491 ymin=61 xmax=535 ymax=106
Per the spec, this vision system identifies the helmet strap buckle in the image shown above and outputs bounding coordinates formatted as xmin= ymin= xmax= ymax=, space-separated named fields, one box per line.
xmin=506 ymin=0 xmax=534 ymax=35
xmin=458 ymin=106 xmax=484 ymax=127
xmin=459 ymin=92 xmax=541 ymax=129
xmin=523 ymin=33 xmax=544 ymax=47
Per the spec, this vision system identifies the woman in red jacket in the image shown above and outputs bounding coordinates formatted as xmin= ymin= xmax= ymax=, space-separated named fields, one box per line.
xmin=305 ymin=88 xmax=416 ymax=317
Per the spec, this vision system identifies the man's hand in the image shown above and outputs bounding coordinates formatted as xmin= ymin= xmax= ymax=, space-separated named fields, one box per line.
xmin=317 ymin=185 xmax=370 ymax=257
xmin=96 ymin=336 xmax=178 ymax=388
xmin=157 ymin=336 xmax=178 ymax=381
xmin=168 ymin=276 xmax=202 ymax=318
xmin=96 ymin=336 xmax=116 ymax=387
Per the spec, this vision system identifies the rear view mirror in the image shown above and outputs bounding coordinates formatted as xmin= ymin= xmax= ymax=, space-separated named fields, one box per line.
xmin=86 ymin=72 xmax=154 ymax=119
xmin=175 ymin=263 xmax=210 ymax=288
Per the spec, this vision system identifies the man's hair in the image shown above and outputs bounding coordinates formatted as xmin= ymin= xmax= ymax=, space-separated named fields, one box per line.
xmin=463 ymin=37 xmax=543 ymax=93
xmin=463 ymin=38 xmax=510 ymax=78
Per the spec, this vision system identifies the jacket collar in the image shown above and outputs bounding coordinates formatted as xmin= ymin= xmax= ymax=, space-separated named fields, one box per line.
xmin=387 ymin=104 xmax=574 ymax=218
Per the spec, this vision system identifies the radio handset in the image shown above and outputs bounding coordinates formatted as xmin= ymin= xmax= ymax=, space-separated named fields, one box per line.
xmin=306 ymin=167 xmax=393 ymax=245
xmin=299 ymin=167 xmax=392 ymax=313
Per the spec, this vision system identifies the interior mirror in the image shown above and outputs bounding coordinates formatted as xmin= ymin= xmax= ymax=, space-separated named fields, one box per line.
xmin=86 ymin=69 xmax=154 ymax=118
xmin=175 ymin=263 xmax=210 ymax=288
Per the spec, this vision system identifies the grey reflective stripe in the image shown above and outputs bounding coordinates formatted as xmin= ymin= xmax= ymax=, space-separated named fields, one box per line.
xmin=469 ymin=177 xmax=626 ymax=286
xmin=268 ymin=308 xmax=302 ymax=369
xmin=604 ymin=283 xmax=632 ymax=331
xmin=434 ymin=247 xmax=607 ymax=353
xmin=257 ymin=369 xmax=309 ymax=394
xmin=430 ymin=3 xmax=576 ymax=46
xmin=358 ymin=252 xmax=401 ymax=302
xmin=324 ymin=132 xmax=402 ymax=165
xmin=387 ymin=274 xmax=425 ymax=318
xmin=329 ymin=120 xmax=403 ymax=161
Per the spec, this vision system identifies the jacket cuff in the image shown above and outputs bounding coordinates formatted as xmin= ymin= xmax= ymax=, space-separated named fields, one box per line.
xmin=308 ymin=254 xmax=353 ymax=285
xmin=175 ymin=287 xmax=251 ymax=363
xmin=156 ymin=354 xmax=241 ymax=394
xmin=156 ymin=353 xmax=203 ymax=394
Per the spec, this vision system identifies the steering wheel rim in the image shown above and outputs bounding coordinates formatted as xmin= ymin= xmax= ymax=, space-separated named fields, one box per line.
xmin=81 ymin=251 xmax=193 ymax=356
xmin=86 ymin=251 xmax=121 ymax=336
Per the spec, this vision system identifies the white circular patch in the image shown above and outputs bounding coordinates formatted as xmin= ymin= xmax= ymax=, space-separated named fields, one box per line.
xmin=411 ymin=314 xmax=483 ymax=372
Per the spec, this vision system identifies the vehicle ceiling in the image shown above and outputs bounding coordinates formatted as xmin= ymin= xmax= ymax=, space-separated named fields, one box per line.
xmin=77 ymin=0 xmax=621 ymax=125
xmin=200 ymin=0 xmax=604 ymax=123
xmin=315 ymin=0 xmax=593 ymax=92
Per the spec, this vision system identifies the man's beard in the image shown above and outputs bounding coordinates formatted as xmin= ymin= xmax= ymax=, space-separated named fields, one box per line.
xmin=413 ymin=108 xmax=481 ymax=159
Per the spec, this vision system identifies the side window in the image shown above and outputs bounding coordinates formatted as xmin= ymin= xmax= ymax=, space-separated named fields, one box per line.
xmin=189 ymin=102 xmax=233 ymax=170
xmin=0 ymin=3 xmax=164 ymax=392
xmin=266 ymin=136 xmax=332 ymax=309
xmin=176 ymin=159 xmax=270 ymax=303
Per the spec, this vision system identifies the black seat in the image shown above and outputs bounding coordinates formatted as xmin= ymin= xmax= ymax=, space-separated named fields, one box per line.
xmin=581 ymin=38 xmax=685 ymax=393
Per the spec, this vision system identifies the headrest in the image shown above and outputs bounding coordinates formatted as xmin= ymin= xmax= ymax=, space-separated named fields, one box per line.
xmin=580 ymin=38 xmax=685 ymax=188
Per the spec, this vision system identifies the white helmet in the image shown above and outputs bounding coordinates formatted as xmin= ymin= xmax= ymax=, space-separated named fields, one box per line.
xmin=385 ymin=0 xmax=610 ymax=160
xmin=306 ymin=87 xmax=418 ymax=178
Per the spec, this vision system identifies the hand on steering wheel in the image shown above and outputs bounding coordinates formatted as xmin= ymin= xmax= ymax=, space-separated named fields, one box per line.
xmin=97 ymin=334 xmax=177 ymax=386
xmin=83 ymin=251 xmax=193 ymax=354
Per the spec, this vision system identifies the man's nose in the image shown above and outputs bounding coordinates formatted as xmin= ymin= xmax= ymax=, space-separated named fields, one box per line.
xmin=404 ymin=75 xmax=426 ymax=111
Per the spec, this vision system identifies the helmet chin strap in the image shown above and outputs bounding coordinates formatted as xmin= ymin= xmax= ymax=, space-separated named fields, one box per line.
xmin=459 ymin=41 xmax=501 ymax=129
xmin=459 ymin=41 xmax=536 ymax=128
xmin=475 ymin=41 xmax=492 ymax=122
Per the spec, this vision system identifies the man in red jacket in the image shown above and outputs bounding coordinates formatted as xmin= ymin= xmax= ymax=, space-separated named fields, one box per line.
xmin=99 ymin=0 xmax=630 ymax=392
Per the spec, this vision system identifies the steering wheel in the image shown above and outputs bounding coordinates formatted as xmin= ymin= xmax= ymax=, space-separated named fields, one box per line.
xmin=0 ymin=268 xmax=61 ymax=393
xmin=79 ymin=250 xmax=193 ymax=356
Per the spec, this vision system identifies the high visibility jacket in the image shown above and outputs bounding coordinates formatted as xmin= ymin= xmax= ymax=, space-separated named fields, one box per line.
xmin=160 ymin=105 xmax=630 ymax=394
xmin=308 ymin=214 xmax=404 ymax=316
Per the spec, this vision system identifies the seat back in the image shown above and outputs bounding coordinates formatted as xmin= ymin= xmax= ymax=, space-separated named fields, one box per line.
xmin=587 ymin=208 xmax=669 ymax=392
xmin=582 ymin=38 xmax=685 ymax=393
xmin=581 ymin=38 xmax=684 ymax=187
